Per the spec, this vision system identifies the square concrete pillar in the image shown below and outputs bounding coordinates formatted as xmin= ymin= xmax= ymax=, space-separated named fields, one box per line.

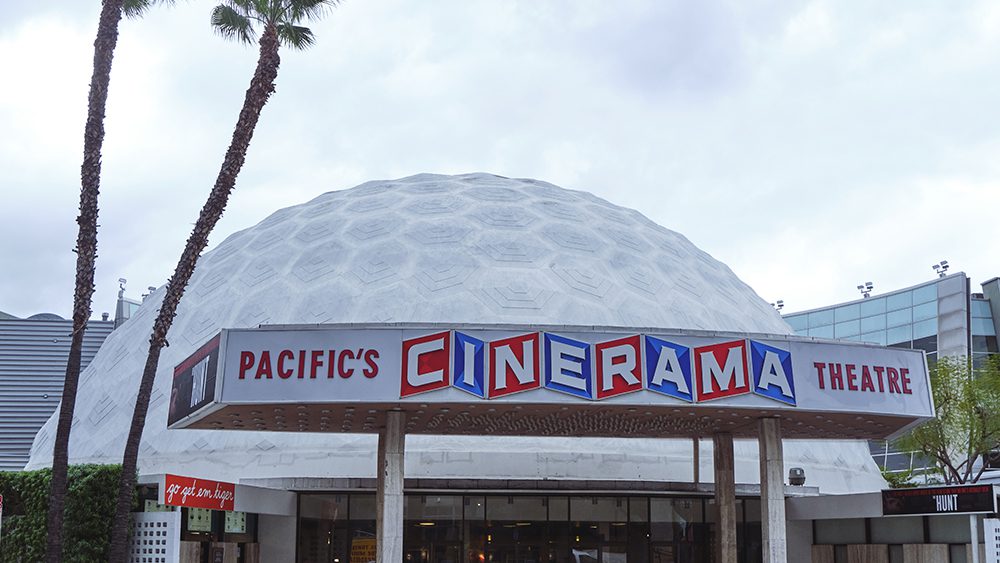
xmin=377 ymin=411 xmax=405 ymax=563
xmin=714 ymin=432 xmax=737 ymax=563
xmin=759 ymin=417 xmax=787 ymax=563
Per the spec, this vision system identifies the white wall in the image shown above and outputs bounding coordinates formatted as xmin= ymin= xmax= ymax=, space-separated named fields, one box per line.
xmin=786 ymin=492 xmax=883 ymax=520
xmin=259 ymin=514 xmax=297 ymax=563
xmin=786 ymin=519 xmax=813 ymax=562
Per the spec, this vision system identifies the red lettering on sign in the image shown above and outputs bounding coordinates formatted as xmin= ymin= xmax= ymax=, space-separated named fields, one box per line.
xmin=310 ymin=350 xmax=323 ymax=379
xmin=256 ymin=351 xmax=273 ymax=379
xmin=277 ymin=350 xmax=294 ymax=379
xmin=860 ymin=365 xmax=875 ymax=392
xmin=887 ymin=367 xmax=901 ymax=394
xmin=816 ymin=362 xmax=914 ymax=397
xmin=874 ymin=365 xmax=886 ymax=392
xmin=846 ymin=364 xmax=858 ymax=391
xmin=237 ymin=348 xmax=382 ymax=383
xmin=239 ymin=352 xmax=255 ymax=380
xmin=364 ymin=349 xmax=380 ymax=378
xmin=339 ymin=349 xmax=355 ymax=378
xmin=163 ymin=474 xmax=235 ymax=511
xmin=828 ymin=363 xmax=844 ymax=390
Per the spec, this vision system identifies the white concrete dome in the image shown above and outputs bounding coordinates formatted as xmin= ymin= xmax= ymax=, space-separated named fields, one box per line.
xmin=27 ymin=173 xmax=885 ymax=492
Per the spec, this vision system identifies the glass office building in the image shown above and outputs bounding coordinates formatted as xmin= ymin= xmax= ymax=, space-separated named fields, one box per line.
xmin=784 ymin=273 xmax=998 ymax=363
xmin=783 ymin=273 xmax=1000 ymax=476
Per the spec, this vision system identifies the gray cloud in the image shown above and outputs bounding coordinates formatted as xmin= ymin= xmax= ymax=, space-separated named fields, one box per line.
xmin=1 ymin=0 xmax=998 ymax=319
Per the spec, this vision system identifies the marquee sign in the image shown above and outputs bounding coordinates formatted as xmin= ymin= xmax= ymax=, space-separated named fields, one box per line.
xmin=167 ymin=325 xmax=933 ymax=439
xmin=160 ymin=473 xmax=235 ymax=511
xmin=395 ymin=332 xmax=801 ymax=404
xmin=882 ymin=485 xmax=997 ymax=516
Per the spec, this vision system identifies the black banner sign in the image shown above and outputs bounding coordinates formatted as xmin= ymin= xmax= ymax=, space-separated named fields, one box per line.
xmin=168 ymin=335 xmax=220 ymax=426
xmin=882 ymin=485 xmax=996 ymax=515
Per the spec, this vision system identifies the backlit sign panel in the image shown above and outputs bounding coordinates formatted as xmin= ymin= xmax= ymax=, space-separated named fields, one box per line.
xmin=171 ymin=325 xmax=932 ymax=427
xmin=161 ymin=473 xmax=235 ymax=511
xmin=882 ymin=485 xmax=996 ymax=516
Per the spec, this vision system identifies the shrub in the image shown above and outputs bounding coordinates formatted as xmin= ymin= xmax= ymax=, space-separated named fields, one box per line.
xmin=0 ymin=464 xmax=123 ymax=563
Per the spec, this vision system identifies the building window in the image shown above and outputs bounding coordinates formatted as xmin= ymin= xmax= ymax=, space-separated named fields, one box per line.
xmin=912 ymin=302 xmax=937 ymax=323
xmin=912 ymin=284 xmax=938 ymax=305
xmin=835 ymin=304 xmax=861 ymax=323
xmin=886 ymin=291 xmax=913 ymax=312
xmin=886 ymin=309 xmax=912 ymax=328
xmin=808 ymin=309 xmax=835 ymax=328
xmin=860 ymin=298 xmax=887 ymax=317
xmin=784 ymin=314 xmax=808 ymax=332
xmin=835 ymin=320 xmax=861 ymax=339
xmin=809 ymin=325 xmax=835 ymax=339
xmin=972 ymin=318 xmax=997 ymax=336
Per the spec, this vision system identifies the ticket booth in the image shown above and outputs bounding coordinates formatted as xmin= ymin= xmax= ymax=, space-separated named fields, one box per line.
xmin=131 ymin=474 xmax=296 ymax=563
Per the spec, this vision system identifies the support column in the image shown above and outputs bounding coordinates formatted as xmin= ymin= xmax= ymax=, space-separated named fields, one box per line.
xmin=970 ymin=515 xmax=981 ymax=563
xmin=693 ymin=437 xmax=701 ymax=485
xmin=759 ymin=417 xmax=787 ymax=563
xmin=713 ymin=432 xmax=737 ymax=563
xmin=377 ymin=410 xmax=405 ymax=563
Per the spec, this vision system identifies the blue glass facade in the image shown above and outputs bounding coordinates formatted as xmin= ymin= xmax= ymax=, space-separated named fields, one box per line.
xmin=783 ymin=273 xmax=1000 ymax=477
xmin=784 ymin=280 xmax=942 ymax=358
xmin=972 ymin=297 xmax=999 ymax=368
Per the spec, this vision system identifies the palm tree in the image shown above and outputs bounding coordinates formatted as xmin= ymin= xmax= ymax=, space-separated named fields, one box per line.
xmin=45 ymin=1 xmax=167 ymax=561
xmin=107 ymin=2 xmax=340 ymax=560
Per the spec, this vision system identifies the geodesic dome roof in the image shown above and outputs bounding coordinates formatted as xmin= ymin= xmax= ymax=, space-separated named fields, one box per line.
xmin=26 ymin=173 xmax=885 ymax=493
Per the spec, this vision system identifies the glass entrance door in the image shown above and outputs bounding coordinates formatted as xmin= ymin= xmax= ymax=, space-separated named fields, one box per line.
xmin=487 ymin=542 xmax=543 ymax=563
xmin=650 ymin=542 xmax=708 ymax=563
xmin=434 ymin=542 xmax=463 ymax=563
xmin=565 ymin=545 xmax=627 ymax=563
xmin=405 ymin=542 xmax=463 ymax=563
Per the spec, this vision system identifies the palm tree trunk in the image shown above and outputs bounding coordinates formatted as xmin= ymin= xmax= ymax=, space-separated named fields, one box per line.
xmin=107 ymin=24 xmax=281 ymax=563
xmin=45 ymin=1 xmax=125 ymax=561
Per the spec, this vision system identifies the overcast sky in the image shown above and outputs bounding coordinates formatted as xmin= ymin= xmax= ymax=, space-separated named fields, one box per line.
xmin=1 ymin=0 xmax=998 ymax=321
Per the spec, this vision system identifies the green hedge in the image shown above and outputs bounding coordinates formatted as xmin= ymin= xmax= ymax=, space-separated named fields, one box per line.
xmin=0 ymin=464 xmax=123 ymax=563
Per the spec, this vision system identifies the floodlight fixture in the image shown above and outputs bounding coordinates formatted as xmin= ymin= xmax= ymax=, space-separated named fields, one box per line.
xmin=933 ymin=260 xmax=950 ymax=278
xmin=858 ymin=282 xmax=873 ymax=298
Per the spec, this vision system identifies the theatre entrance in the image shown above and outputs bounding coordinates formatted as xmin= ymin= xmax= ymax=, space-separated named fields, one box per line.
xmin=173 ymin=324 xmax=934 ymax=563
xmin=296 ymin=492 xmax=760 ymax=563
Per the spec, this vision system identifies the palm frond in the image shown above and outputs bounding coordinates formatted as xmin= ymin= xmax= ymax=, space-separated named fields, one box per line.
xmin=259 ymin=0 xmax=279 ymax=20
xmin=223 ymin=0 xmax=255 ymax=16
xmin=277 ymin=23 xmax=316 ymax=50
xmin=286 ymin=0 xmax=340 ymax=23
xmin=211 ymin=4 xmax=257 ymax=45
xmin=123 ymin=0 xmax=173 ymax=19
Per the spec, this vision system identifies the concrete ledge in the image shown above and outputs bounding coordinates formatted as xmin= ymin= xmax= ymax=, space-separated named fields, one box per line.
xmin=240 ymin=476 xmax=819 ymax=497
